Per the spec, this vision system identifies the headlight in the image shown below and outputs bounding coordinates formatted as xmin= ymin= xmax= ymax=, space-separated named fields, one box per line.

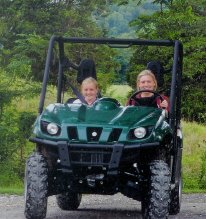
xmin=47 ymin=123 xmax=59 ymax=135
xmin=134 ymin=127 xmax=146 ymax=139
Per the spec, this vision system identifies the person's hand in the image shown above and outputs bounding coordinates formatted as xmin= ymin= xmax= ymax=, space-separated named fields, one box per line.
xmin=160 ymin=100 xmax=168 ymax=109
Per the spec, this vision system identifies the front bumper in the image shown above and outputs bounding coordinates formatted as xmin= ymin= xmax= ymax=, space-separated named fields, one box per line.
xmin=30 ymin=137 xmax=160 ymax=174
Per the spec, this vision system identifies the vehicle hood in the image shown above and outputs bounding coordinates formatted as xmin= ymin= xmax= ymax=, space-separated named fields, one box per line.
xmin=40 ymin=102 xmax=162 ymax=128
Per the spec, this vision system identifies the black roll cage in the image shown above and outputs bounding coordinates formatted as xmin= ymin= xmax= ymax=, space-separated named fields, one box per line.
xmin=39 ymin=35 xmax=183 ymax=134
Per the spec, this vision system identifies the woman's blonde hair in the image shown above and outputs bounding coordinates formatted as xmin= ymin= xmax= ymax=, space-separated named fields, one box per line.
xmin=136 ymin=69 xmax=157 ymax=91
xmin=81 ymin=77 xmax=99 ymax=90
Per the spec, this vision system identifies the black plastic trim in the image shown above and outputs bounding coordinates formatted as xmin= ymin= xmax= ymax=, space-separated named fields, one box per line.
xmin=29 ymin=137 xmax=160 ymax=149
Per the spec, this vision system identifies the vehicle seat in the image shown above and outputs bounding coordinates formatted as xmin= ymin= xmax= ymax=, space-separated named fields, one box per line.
xmin=147 ymin=61 xmax=164 ymax=87
xmin=77 ymin=59 xmax=97 ymax=84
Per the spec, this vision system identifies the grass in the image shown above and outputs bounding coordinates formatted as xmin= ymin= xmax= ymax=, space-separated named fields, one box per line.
xmin=0 ymin=187 xmax=23 ymax=195
xmin=182 ymin=121 xmax=206 ymax=192
xmin=183 ymin=188 xmax=206 ymax=194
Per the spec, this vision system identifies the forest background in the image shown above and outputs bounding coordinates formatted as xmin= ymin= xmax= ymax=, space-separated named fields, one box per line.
xmin=0 ymin=0 xmax=206 ymax=193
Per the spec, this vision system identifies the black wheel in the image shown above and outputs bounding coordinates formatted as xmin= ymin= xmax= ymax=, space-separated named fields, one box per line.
xmin=169 ymin=136 xmax=182 ymax=215
xmin=56 ymin=191 xmax=82 ymax=210
xmin=169 ymin=176 xmax=182 ymax=215
xmin=142 ymin=160 xmax=171 ymax=219
xmin=24 ymin=152 xmax=48 ymax=219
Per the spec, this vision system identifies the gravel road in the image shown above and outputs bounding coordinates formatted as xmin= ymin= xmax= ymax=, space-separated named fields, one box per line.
xmin=0 ymin=193 xmax=206 ymax=219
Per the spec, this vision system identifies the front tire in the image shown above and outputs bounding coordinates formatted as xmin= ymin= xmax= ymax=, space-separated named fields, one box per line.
xmin=24 ymin=152 xmax=49 ymax=219
xmin=142 ymin=160 xmax=171 ymax=219
xmin=56 ymin=191 xmax=82 ymax=210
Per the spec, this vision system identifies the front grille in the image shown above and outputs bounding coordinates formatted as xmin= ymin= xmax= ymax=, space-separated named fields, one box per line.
xmin=87 ymin=127 xmax=103 ymax=142
xmin=108 ymin=128 xmax=122 ymax=142
xmin=67 ymin=126 xmax=78 ymax=140
xmin=70 ymin=147 xmax=112 ymax=165
xmin=67 ymin=126 xmax=122 ymax=142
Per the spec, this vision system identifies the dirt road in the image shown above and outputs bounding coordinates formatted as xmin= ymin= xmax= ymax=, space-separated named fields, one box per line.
xmin=0 ymin=193 xmax=206 ymax=219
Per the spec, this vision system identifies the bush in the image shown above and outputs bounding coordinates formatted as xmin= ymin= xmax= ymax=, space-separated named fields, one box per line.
xmin=182 ymin=77 xmax=206 ymax=123
xmin=0 ymin=109 xmax=36 ymax=186
xmin=0 ymin=161 xmax=23 ymax=188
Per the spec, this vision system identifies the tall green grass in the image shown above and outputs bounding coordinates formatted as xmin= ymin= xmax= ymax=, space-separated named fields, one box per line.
xmin=0 ymin=161 xmax=24 ymax=194
xmin=182 ymin=121 xmax=206 ymax=192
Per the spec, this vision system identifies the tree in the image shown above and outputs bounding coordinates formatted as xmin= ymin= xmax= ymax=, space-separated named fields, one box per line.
xmin=127 ymin=0 xmax=206 ymax=122
xmin=0 ymin=0 xmax=119 ymax=81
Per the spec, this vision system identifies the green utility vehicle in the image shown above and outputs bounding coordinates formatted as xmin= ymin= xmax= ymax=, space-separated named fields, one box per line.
xmin=24 ymin=36 xmax=183 ymax=219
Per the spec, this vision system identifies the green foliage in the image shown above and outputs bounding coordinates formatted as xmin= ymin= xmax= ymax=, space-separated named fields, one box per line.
xmin=7 ymin=34 xmax=48 ymax=79
xmin=0 ymin=71 xmax=15 ymax=113
xmin=0 ymin=161 xmax=23 ymax=188
xmin=0 ymin=69 xmax=41 ymax=112
xmin=97 ymin=72 xmax=116 ymax=94
xmin=0 ymin=0 xmax=115 ymax=82
xmin=0 ymin=68 xmax=39 ymax=184
xmin=0 ymin=69 xmax=38 ymax=164
xmin=19 ymin=112 xmax=37 ymax=139
xmin=0 ymin=107 xmax=36 ymax=162
xmin=106 ymin=84 xmax=132 ymax=104
xmin=127 ymin=0 xmax=206 ymax=123
xmin=0 ymin=108 xmax=19 ymax=162
xmin=94 ymin=0 xmax=159 ymax=39
xmin=182 ymin=78 xmax=206 ymax=123
xmin=0 ymin=107 xmax=36 ymax=187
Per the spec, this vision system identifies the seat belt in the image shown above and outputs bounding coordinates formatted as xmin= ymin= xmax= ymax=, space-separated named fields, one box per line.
xmin=67 ymin=81 xmax=87 ymax=104
xmin=61 ymin=58 xmax=87 ymax=104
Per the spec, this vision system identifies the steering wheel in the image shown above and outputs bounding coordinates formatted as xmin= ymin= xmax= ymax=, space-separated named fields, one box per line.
xmin=128 ymin=90 xmax=164 ymax=106
xmin=95 ymin=97 xmax=121 ymax=106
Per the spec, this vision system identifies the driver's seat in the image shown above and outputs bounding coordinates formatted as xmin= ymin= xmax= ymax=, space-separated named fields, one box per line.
xmin=147 ymin=61 xmax=164 ymax=88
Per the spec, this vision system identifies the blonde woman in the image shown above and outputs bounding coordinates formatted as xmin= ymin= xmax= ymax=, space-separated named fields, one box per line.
xmin=73 ymin=77 xmax=99 ymax=106
xmin=127 ymin=70 xmax=169 ymax=110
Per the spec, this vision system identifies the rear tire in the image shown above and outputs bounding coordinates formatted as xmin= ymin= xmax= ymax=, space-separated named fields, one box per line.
xmin=24 ymin=152 xmax=48 ymax=219
xmin=56 ymin=191 xmax=82 ymax=210
xmin=169 ymin=174 xmax=182 ymax=214
xmin=169 ymin=137 xmax=182 ymax=215
xmin=142 ymin=160 xmax=171 ymax=219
